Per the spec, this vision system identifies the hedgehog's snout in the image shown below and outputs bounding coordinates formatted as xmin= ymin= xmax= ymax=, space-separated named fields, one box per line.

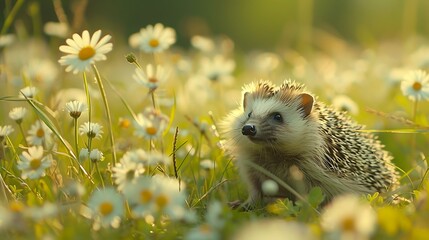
xmin=242 ymin=124 xmax=257 ymax=136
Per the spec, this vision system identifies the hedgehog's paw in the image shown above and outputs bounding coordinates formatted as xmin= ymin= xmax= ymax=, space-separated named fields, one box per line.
xmin=228 ymin=200 xmax=243 ymax=209
xmin=228 ymin=200 xmax=256 ymax=211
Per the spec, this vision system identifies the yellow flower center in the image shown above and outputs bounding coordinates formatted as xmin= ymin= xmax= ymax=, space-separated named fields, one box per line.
xmin=140 ymin=189 xmax=153 ymax=204
xmin=99 ymin=202 xmax=114 ymax=216
xmin=199 ymin=223 xmax=212 ymax=234
xmin=146 ymin=126 xmax=157 ymax=135
xmin=9 ymin=201 xmax=24 ymax=213
xmin=30 ymin=158 xmax=42 ymax=170
xmin=155 ymin=194 xmax=169 ymax=209
xmin=149 ymin=39 xmax=159 ymax=48
xmin=341 ymin=216 xmax=356 ymax=232
xmin=36 ymin=128 xmax=45 ymax=138
xmin=78 ymin=46 xmax=96 ymax=60
xmin=413 ymin=82 xmax=422 ymax=91
xmin=119 ymin=119 xmax=131 ymax=128
xmin=148 ymin=77 xmax=158 ymax=83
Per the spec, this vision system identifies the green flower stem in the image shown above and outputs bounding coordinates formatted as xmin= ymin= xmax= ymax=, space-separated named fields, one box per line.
xmin=95 ymin=162 xmax=105 ymax=188
xmin=150 ymin=90 xmax=156 ymax=109
xmin=17 ymin=122 xmax=29 ymax=147
xmin=92 ymin=64 xmax=117 ymax=166
xmin=1 ymin=0 xmax=25 ymax=35
xmin=153 ymin=52 xmax=161 ymax=65
xmin=83 ymin=71 xmax=93 ymax=152
xmin=412 ymin=99 xmax=418 ymax=122
xmin=411 ymin=99 xmax=418 ymax=165
xmin=6 ymin=137 xmax=19 ymax=169
xmin=28 ymin=1 xmax=42 ymax=37
xmin=83 ymin=72 xmax=92 ymax=124
xmin=73 ymin=118 xmax=79 ymax=160
xmin=0 ymin=173 xmax=10 ymax=203
xmin=0 ymin=141 xmax=5 ymax=168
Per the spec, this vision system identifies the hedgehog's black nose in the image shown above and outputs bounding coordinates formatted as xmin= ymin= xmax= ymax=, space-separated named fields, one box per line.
xmin=242 ymin=125 xmax=257 ymax=136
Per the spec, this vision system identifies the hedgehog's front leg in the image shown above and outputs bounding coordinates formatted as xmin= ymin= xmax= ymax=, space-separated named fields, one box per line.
xmin=242 ymin=178 xmax=264 ymax=210
xmin=229 ymin=163 xmax=263 ymax=210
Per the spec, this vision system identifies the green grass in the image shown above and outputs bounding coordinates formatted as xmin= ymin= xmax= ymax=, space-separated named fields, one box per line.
xmin=1 ymin=1 xmax=429 ymax=239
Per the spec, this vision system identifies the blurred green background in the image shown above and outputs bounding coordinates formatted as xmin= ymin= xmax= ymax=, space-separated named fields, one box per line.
xmin=3 ymin=0 xmax=429 ymax=50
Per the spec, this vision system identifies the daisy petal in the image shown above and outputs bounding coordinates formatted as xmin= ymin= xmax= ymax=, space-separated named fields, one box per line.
xmin=59 ymin=45 xmax=79 ymax=54
xmin=82 ymin=30 xmax=91 ymax=45
xmin=72 ymin=33 xmax=84 ymax=47
xmin=90 ymin=30 xmax=102 ymax=46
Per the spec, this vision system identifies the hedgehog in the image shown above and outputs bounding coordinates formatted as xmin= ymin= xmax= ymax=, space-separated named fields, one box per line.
xmin=221 ymin=80 xmax=398 ymax=208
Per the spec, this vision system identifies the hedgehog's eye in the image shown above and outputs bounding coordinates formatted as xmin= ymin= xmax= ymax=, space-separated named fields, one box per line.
xmin=247 ymin=111 xmax=252 ymax=118
xmin=272 ymin=112 xmax=283 ymax=122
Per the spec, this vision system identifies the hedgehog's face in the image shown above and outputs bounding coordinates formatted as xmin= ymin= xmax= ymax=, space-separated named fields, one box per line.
xmin=238 ymin=91 xmax=315 ymax=152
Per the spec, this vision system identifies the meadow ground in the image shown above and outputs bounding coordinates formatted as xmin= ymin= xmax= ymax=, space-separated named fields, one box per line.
xmin=1 ymin=1 xmax=429 ymax=239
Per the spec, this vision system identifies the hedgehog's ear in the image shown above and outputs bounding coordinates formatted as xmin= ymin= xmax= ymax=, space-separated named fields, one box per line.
xmin=298 ymin=93 xmax=314 ymax=117
xmin=243 ymin=92 xmax=250 ymax=109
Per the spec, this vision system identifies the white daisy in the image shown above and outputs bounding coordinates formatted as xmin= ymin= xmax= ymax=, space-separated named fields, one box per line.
xmin=58 ymin=30 xmax=113 ymax=74
xmin=79 ymin=148 xmax=90 ymax=162
xmin=79 ymin=148 xmax=104 ymax=162
xmin=89 ymin=149 xmax=104 ymax=162
xmin=200 ymin=55 xmax=235 ymax=84
xmin=129 ymin=23 xmax=176 ymax=53
xmin=133 ymin=108 xmax=169 ymax=140
xmin=200 ymin=159 xmax=215 ymax=170
xmin=185 ymin=201 xmax=224 ymax=240
xmin=112 ymin=151 xmax=146 ymax=191
xmin=133 ymin=64 xmax=169 ymax=90
xmin=79 ymin=122 xmax=103 ymax=139
xmin=0 ymin=125 xmax=14 ymax=140
xmin=118 ymin=117 xmax=131 ymax=129
xmin=123 ymin=175 xmax=157 ymax=217
xmin=19 ymin=86 xmax=38 ymax=98
xmin=63 ymin=181 xmax=86 ymax=198
xmin=51 ymin=88 xmax=87 ymax=111
xmin=25 ymin=203 xmax=58 ymax=221
xmin=321 ymin=194 xmax=376 ymax=240
xmin=400 ymin=69 xmax=429 ymax=101
xmin=0 ymin=34 xmax=15 ymax=48
xmin=178 ymin=75 xmax=214 ymax=110
xmin=9 ymin=107 xmax=27 ymax=123
xmin=124 ymin=148 xmax=148 ymax=163
xmin=151 ymin=175 xmax=186 ymax=220
xmin=65 ymin=100 xmax=87 ymax=119
xmin=191 ymin=35 xmax=215 ymax=52
xmin=0 ymin=201 xmax=26 ymax=231
xmin=17 ymin=146 xmax=52 ymax=180
xmin=124 ymin=175 xmax=187 ymax=220
xmin=331 ymin=95 xmax=359 ymax=115
xmin=250 ymin=52 xmax=280 ymax=74
xmin=23 ymin=59 xmax=59 ymax=85
xmin=146 ymin=151 xmax=170 ymax=166
xmin=26 ymin=120 xmax=53 ymax=146
xmin=387 ymin=67 xmax=409 ymax=84
xmin=43 ymin=21 xmax=69 ymax=38
xmin=87 ymin=187 xmax=124 ymax=229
